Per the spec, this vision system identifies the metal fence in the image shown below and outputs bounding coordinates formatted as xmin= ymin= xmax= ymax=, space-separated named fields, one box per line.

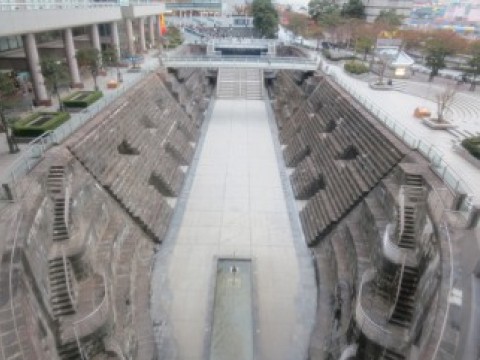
xmin=0 ymin=63 xmax=158 ymax=201
xmin=326 ymin=68 xmax=475 ymax=212
xmin=0 ymin=0 xmax=160 ymax=11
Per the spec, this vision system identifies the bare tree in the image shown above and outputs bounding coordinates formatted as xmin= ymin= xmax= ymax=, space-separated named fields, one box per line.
xmin=435 ymin=85 xmax=456 ymax=122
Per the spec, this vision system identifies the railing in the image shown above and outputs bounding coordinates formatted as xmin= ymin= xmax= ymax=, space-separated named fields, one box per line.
xmin=0 ymin=63 xmax=158 ymax=202
xmin=398 ymin=187 xmax=405 ymax=239
xmin=382 ymin=224 xmax=408 ymax=265
xmin=8 ymin=210 xmax=26 ymax=360
xmin=0 ymin=131 xmax=53 ymax=201
xmin=71 ymin=273 xmax=109 ymax=356
xmin=161 ymin=55 xmax=318 ymax=70
xmin=0 ymin=0 xmax=118 ymax=11
xmin=427 ymin=187 xmax=458 ymax=359
xmin=0 ymin=0 xmax=161 ymax=11
xmin=388 ymin=254 xmax=407 ymax=319
xmin=62 ymin=248 xmax=77 ymax=312
xmin=64 ymin=182 xmax=71 ymax=232
xmin=326 ymin=67 xmax=474 ymax=204
xmin=355 ymin=269 xmax=396 ymax=347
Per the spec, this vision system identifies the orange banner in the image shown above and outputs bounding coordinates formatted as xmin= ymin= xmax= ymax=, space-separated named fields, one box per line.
xmin=159 ymin=13 xmax=167 ymax=35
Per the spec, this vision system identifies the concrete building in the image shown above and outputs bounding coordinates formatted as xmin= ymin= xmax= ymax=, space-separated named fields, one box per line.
xmin=0 ymin=0 xmax=165 ymax=105
xmin=1 ymin=10 xmax=480 ymax=360
xmin=363 ymin=0 xmax=413 ymax=22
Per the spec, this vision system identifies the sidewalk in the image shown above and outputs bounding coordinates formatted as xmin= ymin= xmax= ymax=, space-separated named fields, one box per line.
xmin=320 ymin=58 xmax=480 ymax=203
xmin=0 ymin=50 xmax=161 ymax=184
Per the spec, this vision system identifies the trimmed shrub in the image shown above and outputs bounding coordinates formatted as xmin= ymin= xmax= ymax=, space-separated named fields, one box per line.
xmin=462 ymin=136 xmax=480 ymax=160
xmin=322 ymin=49 xmax=332 ymax=60
xmin=344 ymin=61 xmax=369 ymax=74
xmin=12 ymin=112 xmax=70 ymax=137
xmin=62 ymin=90 xmax=103 ymax=108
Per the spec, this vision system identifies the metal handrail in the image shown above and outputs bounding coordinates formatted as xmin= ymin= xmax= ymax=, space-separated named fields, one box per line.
xmin=71 ymin=272 xmax=109 ymax=359
xmin=163 ymin=54 xmax=316 ymax=64
xmin=62 ymin=248 xmax=76 ymax=312
xmin=0 ymin=61 xmax=156 ymax=203
xmin=356 ymin=269 xmax=393 ymax=340
xmin=382 ymin=224 xmax=407 ymax=265
xmin=64 ymin=183 xmax=71 ymax=232
xmin=0 ymin=0 xmax=160 ymax=11
xmin=428 ymin=187 xmax=456 ymax=359
xmin=398 ymin=187 xmax=405 ymax=239
xmin=8 ymin=210 xmax=26 ymax=360
xmin=72 ymin=273 xmax=109 ymax=333
xmin=388 ymin=254 xmax=407 ymax=319
xmin=326 ymin=66 xmax=475 ymax=210
xmin=0 ymin=1 xmax=118 ymax=11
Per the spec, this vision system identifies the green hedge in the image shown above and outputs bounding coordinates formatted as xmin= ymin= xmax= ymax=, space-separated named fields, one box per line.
xmin=344 ymin=61 xmax=369 ymax=74
xmin=62 ymin=90 xmax=103 ymax=108
xmin=12 ymin=112 xmax=70 ymax=137
xmin=462 ymin=136 xmax=480 ymax=160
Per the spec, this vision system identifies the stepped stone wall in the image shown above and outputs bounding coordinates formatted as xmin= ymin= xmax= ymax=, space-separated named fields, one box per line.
xmin=271 ymin=71 xmax=407 ymax=245
xmin=0 ymin=69 xmax=211 ymax=360
xmin=270 ymin=70 xmax=477 ymax=360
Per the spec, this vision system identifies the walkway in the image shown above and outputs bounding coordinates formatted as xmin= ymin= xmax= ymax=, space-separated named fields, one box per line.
xmin=0 ymin=50 xmax=161 ymax=193
xmin=151 ymin=98 xmax=316 ymax=360
xmin=320 ymin=61 xmax=480 ymax=204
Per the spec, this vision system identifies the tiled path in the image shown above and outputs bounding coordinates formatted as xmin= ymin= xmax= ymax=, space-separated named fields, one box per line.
xmin=151 ymin=99 xmax=316 ymax=360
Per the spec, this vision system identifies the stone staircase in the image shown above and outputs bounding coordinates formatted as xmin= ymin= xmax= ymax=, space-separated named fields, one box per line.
xmin=382 ymin=348 xmax=406 ymax=360
xmin=395 ymin=204 xmax=417 ymax=249
xmin=389 ymin=266 xmax=419 ymax=328
xmin=48 ymin=257 xmax=76 ymax=319
xmin=216 ymin=68 xmax=263 ymax=100
xmin=47 ymin=165 xmax=65 ymax=195
xmin=57 ymin=341 xmax=83 ymax=360
xmin=53 ymin=198 xmax=69 ymax=242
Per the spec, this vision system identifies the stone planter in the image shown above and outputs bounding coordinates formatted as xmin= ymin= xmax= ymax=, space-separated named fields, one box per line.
xmin=422 ymin=117 xmax=456 ymax=129
xmin=369 ymin=82 xmax=394 ymax=91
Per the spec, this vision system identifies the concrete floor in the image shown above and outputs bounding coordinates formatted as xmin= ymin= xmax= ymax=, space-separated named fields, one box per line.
xmin=151 ymin=99 xmax=316 ymax=360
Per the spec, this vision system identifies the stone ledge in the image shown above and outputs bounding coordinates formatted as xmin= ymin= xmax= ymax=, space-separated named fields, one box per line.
xmin=454 ymin=145 xmax=480 ymax=169
xmin=422 ymin=118 xmax=457 ymax=130
xmin=369 ymin=82 xmax=394 ymax=91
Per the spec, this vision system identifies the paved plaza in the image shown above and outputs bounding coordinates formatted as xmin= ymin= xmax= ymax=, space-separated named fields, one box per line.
xmin=319 ymin=59 xmax=480 ymax=203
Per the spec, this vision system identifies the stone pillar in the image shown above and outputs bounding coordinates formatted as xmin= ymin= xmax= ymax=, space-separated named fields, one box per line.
xmin=91 ymin=23 xmax=102 ymax=64
xmin=125 ymin=18 xmax=135 ymax=55
xmin=63 ymin=28 xmax=82 ymax=88
xmin=23 ymin=33 xmax=50 ymax=106
xmin=111 ymin=21 xmax=121 ymax=61
xmin=148 ymin=16 xmax=155 ymax=48
xmin=138 ymin=17 xmax=147 ymax=53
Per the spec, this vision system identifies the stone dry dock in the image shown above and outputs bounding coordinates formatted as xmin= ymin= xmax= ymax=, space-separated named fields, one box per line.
xmin=0 ymin=64 xmax=478 ymax=360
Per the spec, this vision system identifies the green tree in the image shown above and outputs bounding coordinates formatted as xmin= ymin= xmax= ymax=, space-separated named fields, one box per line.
xmin=0 ymin=73 xmax=19 ymax=154
xmin=308 ymin=0 xmax=340 ymax=22
xmin=76 ymin=48 xmax=101 ymax=90
xmin=252 ymin=0 xmax=279 ymax=39
xmin=355 ymin=36 xmax=373 ymax=60
xmin=374 ymin=9 xmax=403 ymax=28
xmin=102 ymin=48 xmax=118 ymax=67
xmin=424 ymin=37 xmax=452 ymax=81
xmin=41 ymin=57 xmax=69 ymax=111
xmin=288 ymin=12 xmax=308 ymax=36
xmin=341 ymin=0 xmax=365 ymax=19
xmin=466 ymin=41 xmax=480 ymax=91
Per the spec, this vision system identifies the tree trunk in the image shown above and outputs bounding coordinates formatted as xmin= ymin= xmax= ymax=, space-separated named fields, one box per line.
xmin=0 ymin=109 xmax=19 ymax=154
